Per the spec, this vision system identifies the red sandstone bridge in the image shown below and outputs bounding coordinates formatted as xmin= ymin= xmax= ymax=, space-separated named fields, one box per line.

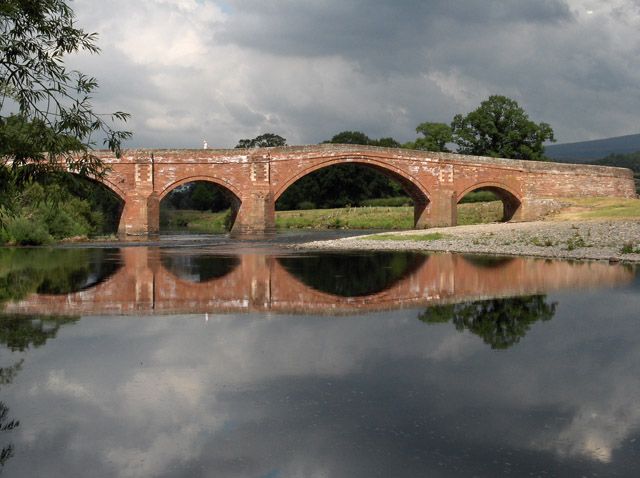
xmin=88 ymin=145 xmax=635 ymax=236
xmin=4 ymin=248 xmax=632 ymax=316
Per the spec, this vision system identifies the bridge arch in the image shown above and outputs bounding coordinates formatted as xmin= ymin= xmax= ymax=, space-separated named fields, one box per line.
xmin=457 ymin=182 xmax=522 ymax=222
xmin=158 ymin=175 xmax=244 ymax=231
xmin=273 ymin=156 xmax=432 ymax=227
xmin=158 ymin=175 xmax=243 ymax=201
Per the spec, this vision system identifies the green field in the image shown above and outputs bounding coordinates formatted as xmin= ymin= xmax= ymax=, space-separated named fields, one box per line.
xmin=160 ymin=201 xmax=504 ymax=233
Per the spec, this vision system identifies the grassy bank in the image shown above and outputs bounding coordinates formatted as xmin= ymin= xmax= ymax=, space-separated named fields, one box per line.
xmin=161 ymin=201 xmax=504 ymax=233
xmin=550 ymin=197 xmax=640 ymax=221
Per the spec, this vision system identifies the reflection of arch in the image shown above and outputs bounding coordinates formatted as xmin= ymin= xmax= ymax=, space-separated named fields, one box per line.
xmin=457 ymin=182 xmax=522 ymax=222
xmin=461 ymin=254 xmax=515 ymax=269
xmin=158 ymin=175 xmax=242 ymax=201
xmin=37 ymin=249 xmax=123 ymax=295
xmin=276 ymin=252 xmax=428 ymax=298
xmin=160 ymin=252 xmax=240 ymax=283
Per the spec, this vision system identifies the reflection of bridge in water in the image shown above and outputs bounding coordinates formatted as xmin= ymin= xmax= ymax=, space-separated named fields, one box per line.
xmin=4 ymin=248 xmax=633 ymax=316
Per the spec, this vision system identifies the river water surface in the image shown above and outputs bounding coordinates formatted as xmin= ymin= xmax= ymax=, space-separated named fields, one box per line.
xmin=1 ymin=232 xmax=639 ymax=477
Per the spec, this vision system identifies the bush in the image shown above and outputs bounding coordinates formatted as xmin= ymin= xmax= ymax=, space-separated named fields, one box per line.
xmin=459 ymin=190 xmax=499 ymax=203
xmin=4 ymin=216 xmax=52 ymax=245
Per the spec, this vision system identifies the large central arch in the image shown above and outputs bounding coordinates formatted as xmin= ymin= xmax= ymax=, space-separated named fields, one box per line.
xmin=273 ymin=156 xmax=433 ymax=228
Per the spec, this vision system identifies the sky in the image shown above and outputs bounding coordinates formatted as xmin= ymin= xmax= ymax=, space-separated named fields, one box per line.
xmin=67 ymin=0 xmax=640 ymax=149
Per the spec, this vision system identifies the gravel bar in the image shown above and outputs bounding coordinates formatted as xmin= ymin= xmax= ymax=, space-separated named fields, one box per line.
xmin=295 ymin=220 xmax=640 ymax=263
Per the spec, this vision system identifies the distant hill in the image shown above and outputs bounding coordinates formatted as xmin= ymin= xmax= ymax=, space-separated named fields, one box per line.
xmin=546 ymin=134 xmax=640 ymax=163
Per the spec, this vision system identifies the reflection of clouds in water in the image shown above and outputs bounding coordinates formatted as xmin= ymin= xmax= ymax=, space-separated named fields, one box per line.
xmin=5 ymin=285 xmax=640 ymax=476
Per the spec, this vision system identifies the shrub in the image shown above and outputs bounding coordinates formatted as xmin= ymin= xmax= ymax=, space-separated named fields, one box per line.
xmin=4 ymin=216 xmax=53 ymax=245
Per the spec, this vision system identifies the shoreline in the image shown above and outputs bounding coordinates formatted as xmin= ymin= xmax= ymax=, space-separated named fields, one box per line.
xmin=294 ymin=219 xmax=640 ymax=264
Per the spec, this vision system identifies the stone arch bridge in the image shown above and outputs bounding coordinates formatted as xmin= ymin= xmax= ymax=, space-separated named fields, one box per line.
xmin=88 ymin=144 xmax=635 ymax=236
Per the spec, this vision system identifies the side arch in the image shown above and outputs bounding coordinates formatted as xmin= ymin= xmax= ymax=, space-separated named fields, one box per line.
xmin=273 ymin=156 xmax=432 ymax=228
xmin=457 ymin=181 xmax=523 ymax=222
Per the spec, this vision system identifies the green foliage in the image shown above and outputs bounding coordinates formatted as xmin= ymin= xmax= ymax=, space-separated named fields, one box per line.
xmin=0 ymin=179 xmax=113 ymax=244
xmin=0 ymin=0 xmax=131 ymax=182
xmin=458 ymin=190 xmax=498 ymax=204
xmin=163 ymin=181 xmax=231 ymax=212
xmin=323 ymin=130 xmax=400 ymax=148
xmin=406 ymin=122 xmax=452 ymax=152
xmin=235 ymin=133 xmax=286 ymax=148
xmin=3 ymin=216 xmax=52 ymax=245
xmin=450 ymin=95 xmax=555 ymax=160
xmin=620 ymin=242 xmax=640 ymax=254
xmin=419 ymin=295 xmax=556 ymax=349
xmin=297 ymin=201 xmax=316 ymax=210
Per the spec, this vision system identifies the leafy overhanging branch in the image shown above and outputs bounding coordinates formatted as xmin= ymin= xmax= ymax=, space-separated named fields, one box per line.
xmin=0 ymin=0 xmax=131 ymax=183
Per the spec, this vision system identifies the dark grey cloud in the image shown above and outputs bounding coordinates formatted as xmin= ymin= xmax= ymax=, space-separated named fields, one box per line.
xmin=64 ymin=0 xmax=640 ymax=148
xmin=220 ymin=0 xmax=573 ymax=75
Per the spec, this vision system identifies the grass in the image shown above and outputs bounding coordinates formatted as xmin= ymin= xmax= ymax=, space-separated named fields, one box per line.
xmin=551 ymin=197 xmax=640 ymax=221
xmin=159 ymin=202 xmax=505 ymax=233
xmin=160 ymin=209 xmax=230 ymax=233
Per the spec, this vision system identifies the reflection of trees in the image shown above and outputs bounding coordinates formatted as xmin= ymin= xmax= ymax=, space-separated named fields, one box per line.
xmin=0 ymin=248 xmax=120 ymax=304
xmin=0 ymin=314 xmax=79 ymax=351
xmin=279 ymin=252 xmax=427 ymax=297
xmin=0 ymin=314 xmax=79 ymax=470
xmin=418 ymin=295 xmax=557 ymax=349
xmin=160 ymin=253 xmax=240 ymax=283
xmin=0 ymin=360 xmax=22 ymax=468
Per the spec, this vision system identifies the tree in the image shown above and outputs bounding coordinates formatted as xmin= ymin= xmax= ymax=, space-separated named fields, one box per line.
xmin=323 ymin=131 xmax=401 ymax=148
xmin=1 ymin=0 xmax=131 ymax=183
xmin=450 ymin=95 xmax=555 ymax=160
xmin=235 ymin=133 xmax=286 ymax=148
xmin=407 ymin=122 xmax=452 ymax=152
xmin=324 ymin=130 xmax=372 ymax=145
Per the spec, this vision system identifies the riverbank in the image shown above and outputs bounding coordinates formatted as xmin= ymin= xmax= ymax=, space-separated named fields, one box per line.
xmin=296 ymin=219 xmax=640 ymax=263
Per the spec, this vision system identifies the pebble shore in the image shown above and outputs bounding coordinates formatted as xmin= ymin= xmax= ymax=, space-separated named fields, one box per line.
xmin=296 ymin=220 xmax=640 ymax=263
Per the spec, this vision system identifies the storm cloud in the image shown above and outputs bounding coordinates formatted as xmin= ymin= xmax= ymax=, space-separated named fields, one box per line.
xmin=69 ymin=0 xmax=640 ymax=148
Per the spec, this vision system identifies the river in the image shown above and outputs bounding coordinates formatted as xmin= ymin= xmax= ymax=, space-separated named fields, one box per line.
xmin=1 ymin=232 xmax=639 ymax=477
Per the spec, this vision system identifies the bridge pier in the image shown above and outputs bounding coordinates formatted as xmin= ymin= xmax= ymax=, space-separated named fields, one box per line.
xmin=230 ymin=188 xmax=276 ymax=237
xmin=118 ymin=192 xmax=160 ymax=236
xmin=414 ymin=190 xmax=457 ymax=228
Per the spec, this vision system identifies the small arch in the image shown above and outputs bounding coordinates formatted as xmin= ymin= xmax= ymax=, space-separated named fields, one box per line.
xmin=274 ymin=157 xmax=431 ymax=228
xmin=457 ymin=182 xmax=522 ymax=222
